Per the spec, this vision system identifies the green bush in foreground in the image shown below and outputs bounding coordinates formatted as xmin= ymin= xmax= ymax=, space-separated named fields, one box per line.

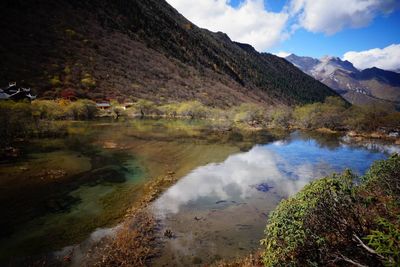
xmin=262 ymin=155 xmax=400 ymax=267
xmin=365 ymin=217 xmax=400 ymax=266
xmin=261 ymin=175 xmax=355 ymax=266
xmin=362 ymin=154 xmax=400 ymax=199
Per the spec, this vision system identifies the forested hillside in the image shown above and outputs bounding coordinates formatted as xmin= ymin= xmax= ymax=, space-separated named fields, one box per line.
xmin=0 ymin=0 xmax=339 ymax=106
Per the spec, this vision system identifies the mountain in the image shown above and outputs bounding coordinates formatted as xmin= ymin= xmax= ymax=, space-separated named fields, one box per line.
xmin=286 ymin=54 xmax=400 ymax=107
xmin=286 ymin=54 xmax=320 ymax=74
xmin=0 ymin=0 xmax=339 ymax=107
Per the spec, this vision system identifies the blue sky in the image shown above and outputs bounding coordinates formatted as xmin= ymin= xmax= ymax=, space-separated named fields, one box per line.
xmin=167 ymin=0 xmax=400 ymax=71
xmin=271 ymin=7 xmax=400 ymax=58
xmin=230 ymin=0 xmax=286 ymax=12
xmin=228 ymin=0 xmax=400 ymax=58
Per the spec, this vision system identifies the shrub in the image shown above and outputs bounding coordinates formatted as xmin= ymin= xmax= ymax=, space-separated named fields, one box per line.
xmin=159 ymin=103 xmax=179 ymax=117
xmin=176 ymin=101 xmax=209 ymax=119
xmin=32 ymin=100 xmax=67 ymax=120
xmin=81 ymin=73 xmax=96 ymax=88
xmin=365 ymin=217 xmax=400 ymax=266
xmin=262 ymin=155 xmax=400 ymax=266
xmin=49 ymin=75 xmax=62 ymax=87
xmin=112 ymin=106 xmax=126 ymax=118
xmin=292 ymin=103 xmax=322 ymax=129
xmin=133 ymin=99 xmax=159 ymax=116
xmin=292 ymin=97 xmax=346 ymax=130
xmin=0 ymin=101 xmax=33 ymax=146
xmin=319 ymin=97 xmax=347 ymax=129
xmin=382 ymin=112 xmax=400 ymax=129
xmin=233 ymin=103 xmax=265 ymax=125
xmin=362 ymin=154 xmax=400 ymax=199
xmin=0 ymin=101 xmax=67 ymax=146
xmin=269 ymin=105 xmax=292 ymax=129
xmin=344 ymin=105 xmax=390 ymax=132
xmin=261 ymin=175 xmax=355 ymax=266
xmin=67 ymin=99 xmax=97 ymax=120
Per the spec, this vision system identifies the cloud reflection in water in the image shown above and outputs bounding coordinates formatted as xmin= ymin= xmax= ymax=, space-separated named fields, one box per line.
xmin=153 ymin=138 xmax=389 ymax=216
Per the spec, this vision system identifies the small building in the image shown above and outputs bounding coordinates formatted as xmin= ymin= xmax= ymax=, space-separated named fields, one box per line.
xmin=96 ymin=102 xmax=111 ymax=109
xmin=0 ymin=82 xmax=36 ymax=101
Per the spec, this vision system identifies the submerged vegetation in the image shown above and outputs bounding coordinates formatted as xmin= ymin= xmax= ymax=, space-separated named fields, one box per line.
xmin=83 ymin=172 xmax=181 ymax=267
xmin=261 ymin=154 xmax=400 ymax=266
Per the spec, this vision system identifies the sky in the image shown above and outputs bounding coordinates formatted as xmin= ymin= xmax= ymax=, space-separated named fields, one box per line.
xmin=166 ymin=0 xmax=400 ymax=71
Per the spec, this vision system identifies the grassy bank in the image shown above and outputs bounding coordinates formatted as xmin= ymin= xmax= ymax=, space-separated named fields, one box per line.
xmin=112 ymin=97 xmax=400 ymax=135
xmin=2 ymin=97 xmax=399 ymax=165
xmin=1 ymin=97 xmax=399 ymax=147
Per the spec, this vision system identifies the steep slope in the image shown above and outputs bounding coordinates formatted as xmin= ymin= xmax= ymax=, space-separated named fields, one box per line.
xmin=352 ymin=67 xmax=400 ymax=87
xmin=311 ymin=56 xmax=359 ymax=79
xmin=286 ymin=54 xmax=320 ymax=74
xmin=0 ymin=0 xmax=338 ymax=106
xmin=286 ymin=54 xmax=400 ymax=107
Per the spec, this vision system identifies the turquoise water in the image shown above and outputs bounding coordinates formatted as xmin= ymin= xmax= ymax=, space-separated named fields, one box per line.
xmin=0 ymin=119 xmax=245 ymax=263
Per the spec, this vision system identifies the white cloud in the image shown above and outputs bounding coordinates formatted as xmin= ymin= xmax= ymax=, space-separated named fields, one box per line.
xmin=343 ymin=44 xmax=400 ymax=71
xmin=166 ymin=0 xmax=289 ymax=51
xmin=166 ymin=0 xmax=399 ymax=53
xmin=289 ymin=0 xmax=398 ymax=35
xmin=275 ymin=51 xmax=291 ymax=58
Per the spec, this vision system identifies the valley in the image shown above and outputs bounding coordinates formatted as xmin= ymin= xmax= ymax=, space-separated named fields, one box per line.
xmin=0 ymin=0 xmax=399 ymax=266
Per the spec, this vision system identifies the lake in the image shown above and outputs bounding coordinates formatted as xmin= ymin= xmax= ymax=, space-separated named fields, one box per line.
xmin=0 ymin=119 xmax=398 ymax=265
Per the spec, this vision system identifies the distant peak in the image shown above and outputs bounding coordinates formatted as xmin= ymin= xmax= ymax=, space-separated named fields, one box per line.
xmin=286 ymin=54 xmax=316 ymax=60
xmin=286 ymin=53 xmax=299 ymax=59
xmin=321 ymin=55 xmax=341 ymax=62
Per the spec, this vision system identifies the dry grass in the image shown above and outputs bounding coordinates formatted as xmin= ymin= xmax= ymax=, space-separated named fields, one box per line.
xmin=83 ymin=172 xmax=179 ymax=267
xmin=212 ymin=252 xmax=264 ymax=267
xmin=90 ymin=210 xmax=157 ymax=267
xmin=316 ymin=127 xmax=338 ymax=134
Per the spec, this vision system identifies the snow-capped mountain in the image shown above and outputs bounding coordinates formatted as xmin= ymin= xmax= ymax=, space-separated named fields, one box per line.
xmin=285 ymin=54 xmax=400 ymax=107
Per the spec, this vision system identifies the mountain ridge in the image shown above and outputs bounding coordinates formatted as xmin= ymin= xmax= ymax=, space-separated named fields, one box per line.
xmin=285 ymin=54 xmax=400 ymax=107
xmin=0 ymin=0 xmax=339 ymax=106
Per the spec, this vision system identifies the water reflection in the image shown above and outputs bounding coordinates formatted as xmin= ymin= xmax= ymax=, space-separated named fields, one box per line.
xmin=341 ymin=135 xmax=400 ymax=155
xmin=153 ymin=136 xmax=387 ymax=216
xmin=151 ymin=133 xmax=397 ymax=266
